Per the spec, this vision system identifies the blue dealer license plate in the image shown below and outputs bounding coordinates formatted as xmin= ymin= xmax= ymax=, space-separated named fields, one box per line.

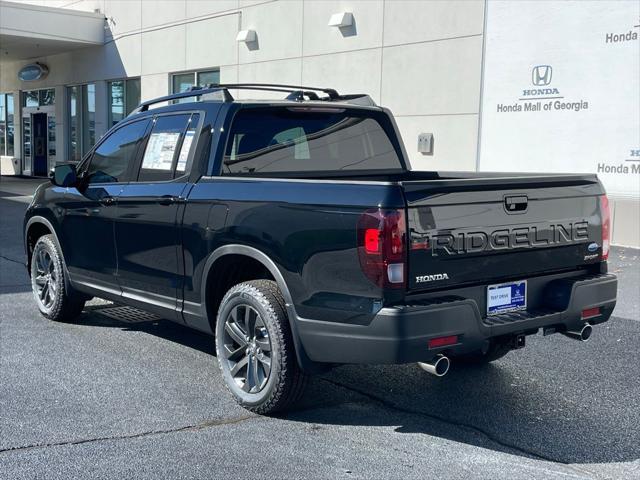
xmin=487 ymin=280 xmax=527 ymax=315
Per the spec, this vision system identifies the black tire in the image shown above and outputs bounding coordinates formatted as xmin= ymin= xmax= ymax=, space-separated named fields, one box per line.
xmin=30 ymin=235 xmax=85 ymax=322
xmin=452 ymin=341 xmax=511 ymax=365
xmin=215 ymin=280 xmax=308 ymax=414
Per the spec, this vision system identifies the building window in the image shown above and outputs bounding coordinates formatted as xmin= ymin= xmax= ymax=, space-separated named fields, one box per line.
xmin=67 ymin=84 xmax=96 ymax=162
xmin=40 ymin=89 xmax=55 ymax=106
xmin=108 ymin=78 xmax=141 ymax=127
xmin=48 ymin=116 xmax=56 ymax=157
xmin=22 ymin=89 xmax=55 ymax=108
xmin=0 ymin=93 xmax=15 ymax=156
xmin=171 ymin=69 xmax=220 ymax=102
xmin=23 ymin=90 xmax=39 ymax=107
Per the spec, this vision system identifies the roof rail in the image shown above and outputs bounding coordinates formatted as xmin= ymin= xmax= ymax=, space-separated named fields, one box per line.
xmin=129 ymin=83 xmax=376 ymax=115
xmin=206 ymin=84 xmax=377 ymax=106
xmin=211 ymin=83 xmax=340 ymax=100
xmin=131 ymin=86 xmax=233 ymax=113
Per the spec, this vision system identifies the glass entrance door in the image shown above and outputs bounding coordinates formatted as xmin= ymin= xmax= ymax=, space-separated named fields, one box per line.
xmin=22 ymin=112 xmax=55 ymax=176
xmin=21 ymin=88 xmax=56 ymax=176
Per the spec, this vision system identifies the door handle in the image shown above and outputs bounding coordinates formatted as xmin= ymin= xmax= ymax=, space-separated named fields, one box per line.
xmin=504 ymin=195 xmax=528 ymax=213
xmin=99 ymin=196 xmax=116 ymax=206
xmin=158 ymin=195 xmax=185 ymax=206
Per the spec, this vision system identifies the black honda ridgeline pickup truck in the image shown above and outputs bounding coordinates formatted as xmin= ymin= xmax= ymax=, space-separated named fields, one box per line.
xmin=25 ymin=84 xmax=617 ymax=413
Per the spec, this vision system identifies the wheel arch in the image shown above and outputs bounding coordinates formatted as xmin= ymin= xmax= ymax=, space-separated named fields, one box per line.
xmin=201 ymin=244 xmax=322 ymax=373
xmin=25 ymin=215 xmax=74 ymax=293
xmin=201 ymin=245 xmax=294 ymax=310
xmin=25 ymin=216 xmax=60 ymax=269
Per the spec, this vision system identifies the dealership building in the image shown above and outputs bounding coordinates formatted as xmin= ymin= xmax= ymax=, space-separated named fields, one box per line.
xmin=0 ymin=0 xmax=638 ymax=246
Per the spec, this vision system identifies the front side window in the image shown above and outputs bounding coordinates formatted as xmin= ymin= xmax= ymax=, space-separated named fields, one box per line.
xmin=223 ymin=108 xmax=402 ymax=175
xmin=85 ymin=120 xmax=148 ymax=184
xmin=138 ymin=114 xmax=198 ymax=182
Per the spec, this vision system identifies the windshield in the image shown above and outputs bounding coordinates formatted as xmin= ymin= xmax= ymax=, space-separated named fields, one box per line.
xmin=223 ymin=107 xmax=403 ymax=175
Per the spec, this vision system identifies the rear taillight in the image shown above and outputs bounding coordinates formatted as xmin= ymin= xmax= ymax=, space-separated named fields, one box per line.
xmin=357 ymin=209 xmax=407 ymax=288
xmin=599 ymin=195 xmax=610 ymax=261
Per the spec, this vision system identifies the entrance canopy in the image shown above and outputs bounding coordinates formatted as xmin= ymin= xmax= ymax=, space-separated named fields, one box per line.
xmin=0 ymin=0 xmax=104 ymax=60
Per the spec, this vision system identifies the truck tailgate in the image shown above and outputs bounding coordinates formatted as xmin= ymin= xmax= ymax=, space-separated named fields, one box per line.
xmin=403 ymin=174 xmax=605 ymax=292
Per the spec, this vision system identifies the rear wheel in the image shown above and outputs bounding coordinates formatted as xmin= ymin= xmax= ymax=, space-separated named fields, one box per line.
xmin=452 ymin=341 xmax=511 ymax=365
xmin=30 ymin=235 xmax=85 ymax=322
xmin=215 ymin=280 xmax=308 ymax=414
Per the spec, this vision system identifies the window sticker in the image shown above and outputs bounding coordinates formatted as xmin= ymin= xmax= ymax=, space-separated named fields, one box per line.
xmin=142 ymin=131 xmax=180 ymax=170
xmin=176 ymin=129 xmax=195 ymax=172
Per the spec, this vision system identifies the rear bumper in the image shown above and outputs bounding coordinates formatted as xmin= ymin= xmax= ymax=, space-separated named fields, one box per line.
xmin=296 ymin=273 xmax=617 ymax=364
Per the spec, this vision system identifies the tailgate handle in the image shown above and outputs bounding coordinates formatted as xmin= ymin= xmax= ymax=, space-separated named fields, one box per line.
xmin=504 ymin=195 xmax=528 ymax=213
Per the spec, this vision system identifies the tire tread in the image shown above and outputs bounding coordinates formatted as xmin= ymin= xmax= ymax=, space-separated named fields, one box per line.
xmin=216 ymin=279 xmax=308 ymax=414
xmin=32 ymin=235 xmax=85 ymax=322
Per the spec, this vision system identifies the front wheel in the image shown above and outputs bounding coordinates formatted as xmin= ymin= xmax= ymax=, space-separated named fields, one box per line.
xmin=30 ymin=235 xmax=85 ymax=322
xmin=215 ymin=280 xmax=308 ymax=414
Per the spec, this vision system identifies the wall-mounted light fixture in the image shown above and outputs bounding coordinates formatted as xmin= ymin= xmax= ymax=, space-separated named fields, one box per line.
xmin=236 ymin=29 xmax=257 ymax=43
xmin=328 ymin=12 xmax=353 ymax=28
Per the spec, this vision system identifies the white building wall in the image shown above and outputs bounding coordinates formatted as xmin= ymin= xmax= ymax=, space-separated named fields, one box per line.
xmin=478 ymin=0 xmax=640 ymax=247
xmin=1 ymin=0 xmax=637 ymax=246
xmin=1 ymin=0 xmax=486 ymax=173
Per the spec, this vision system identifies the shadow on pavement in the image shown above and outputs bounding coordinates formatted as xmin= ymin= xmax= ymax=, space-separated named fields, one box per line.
xmin=290 ymin=361 xmax=640 ymax=466
xmin=77 ymin=301 xmax=639 ymax=467
xmin=82 ymin=303 xmax=216 ymax=356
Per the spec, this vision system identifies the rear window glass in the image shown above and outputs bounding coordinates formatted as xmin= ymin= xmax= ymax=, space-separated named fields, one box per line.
xmin=223 ymin=107 xmax=402 ymax=175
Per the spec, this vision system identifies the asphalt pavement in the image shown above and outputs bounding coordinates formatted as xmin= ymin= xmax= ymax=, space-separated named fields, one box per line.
xmin=1 ymin=176 xmax=639 ymax=479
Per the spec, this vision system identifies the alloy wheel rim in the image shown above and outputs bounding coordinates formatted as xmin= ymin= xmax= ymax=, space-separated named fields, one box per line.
xmin=33 ymin=247 xmax=57 ymax=309
xmin=222 ymin=304 xmax=272 ymax=394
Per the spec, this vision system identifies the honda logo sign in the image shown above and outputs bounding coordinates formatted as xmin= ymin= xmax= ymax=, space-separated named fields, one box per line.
xmin=532 ymin=65 xmax=552 ymax=86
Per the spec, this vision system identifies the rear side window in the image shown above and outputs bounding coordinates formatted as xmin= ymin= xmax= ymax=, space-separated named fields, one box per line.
xmin=223 ymin=107 xmax=402 ymax=175
xmin=138 ymin=113 xmax=199 ymax=182
xmin=176 ymin=114 xmax=199 ymax=175
xmin=85 ymin=119 xmax=148 ymax=184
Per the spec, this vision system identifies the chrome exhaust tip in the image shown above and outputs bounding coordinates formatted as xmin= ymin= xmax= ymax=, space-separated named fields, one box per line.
xmin=418 ymin=354 xmax=450 ymax=377
xmin=562 ymin=324 xmax=593 ymax=342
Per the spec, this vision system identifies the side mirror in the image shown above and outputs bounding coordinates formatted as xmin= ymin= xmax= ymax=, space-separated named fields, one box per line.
xmin=50 ymin=164 xmax=78 ymax=188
